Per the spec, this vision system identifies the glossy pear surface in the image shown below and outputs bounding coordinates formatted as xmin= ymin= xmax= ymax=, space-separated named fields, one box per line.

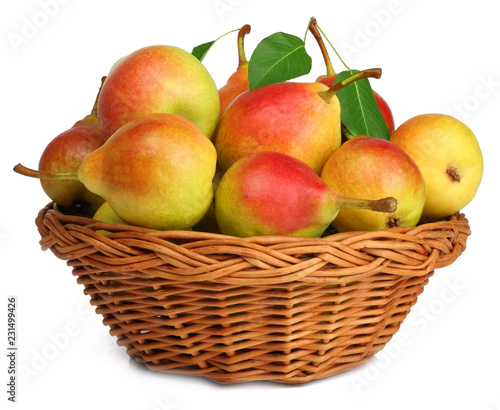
xmin=214 ymin=81 xmax=341 ymax=174
xmin=390 ymin=114 xmax=483 ymax=218
xmin=321 ymin=136 xmax=425 ymax=231
xmin=79 ymin=113 xmax=217 ymax=230
xmin=97 ymin=45 xmax=220 ymax=140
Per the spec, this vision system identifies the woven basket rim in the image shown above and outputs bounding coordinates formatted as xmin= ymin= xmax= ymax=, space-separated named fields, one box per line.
xmin=39 ymin=201 xmax=470 ymax=241
xmin=36 ymin=202 xmax=471 ymax=284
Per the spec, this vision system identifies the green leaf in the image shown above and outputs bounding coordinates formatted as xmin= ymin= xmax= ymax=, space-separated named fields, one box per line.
xmin=333 ymin=69 xmax=389 ymax=140
xmin=192 ymin=40 xmax=216 ymax=62
xmin=191 ymin=28 xmax=241 ymax=62
xmin=248 ymin=32 xmax=312 ymax=90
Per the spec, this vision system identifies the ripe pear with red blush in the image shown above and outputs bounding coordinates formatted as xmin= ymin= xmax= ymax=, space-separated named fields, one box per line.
xmin=215 ymin=68 xmax=382 ymax=174
xmin=14 ymin=113 xmax=217 ymax=231
xmin=97 ymin=45 xmax=220 ymax=141
xmin=215 ymin=151 xmax=397 ymax=237
xmin=217 ymin=24 xmax=251 ymax=121
xmin=309 ymin=18 xmax=395 ymax=135
xmin=321 ymin=136 xmax=425 ymax=232
xmin=37 ymin=77 xmax=106 ymax=210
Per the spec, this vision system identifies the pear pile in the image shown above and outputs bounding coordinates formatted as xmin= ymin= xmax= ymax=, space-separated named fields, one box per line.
xmin=14 ymin=24 xmax=483 ymax=238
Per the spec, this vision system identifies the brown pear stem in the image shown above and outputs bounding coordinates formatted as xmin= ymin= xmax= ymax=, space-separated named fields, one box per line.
xmin=90 ymin=76 xmax=107 ymax=117
xmin=332 ymin=191 xmax=398 ymax=213
xmin=318 ymin=68 xmax=382 ymax=103
xmin=13 ymin=163 xmax=79 ymax=181
xmin=308 ymin=17 xmax=335 ymax=77
xmin=237 ymin=24 xmax=251 ymax=66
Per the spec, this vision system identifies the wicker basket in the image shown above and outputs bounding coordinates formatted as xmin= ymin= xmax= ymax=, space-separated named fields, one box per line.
xmin=35 ymin=202 xmax=470 ymax=384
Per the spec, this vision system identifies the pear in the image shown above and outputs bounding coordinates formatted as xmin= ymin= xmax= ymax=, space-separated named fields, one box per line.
xmin=14 ymin=113 xmax=217 ymax=231
xmin=217 ymin=24 xmax=251 ymax=122
xmin=214 ymin=68 xmax=382 ymax=174
xmin=93 ymin=201 xmax=127 ymax=225
xmin=92 ymin=201 xmax=128 ymax=235
xmin=390 ymin=114 xmax=483 ymax=219
xmin=215 ymin=151 xmax=397 ymax=237
xmin=97 ymin=45 xmax=220 ymax=141
xmin=321 ymin=136 xmax=425 ymax=232
xmin=37 ymin=77 xmax=106 ymax=210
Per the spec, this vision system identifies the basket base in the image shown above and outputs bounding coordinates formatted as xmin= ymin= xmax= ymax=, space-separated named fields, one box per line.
xmin=139 ymin=350 xmax=378 ymax=385
xmin=87 ymin=272 xmax=432 ymax=384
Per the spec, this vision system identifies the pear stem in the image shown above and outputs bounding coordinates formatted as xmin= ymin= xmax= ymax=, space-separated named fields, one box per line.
xmin=315 ymin=22 xmax=351 ymax=72
xmin=90 ymin=76 xmax=107 ymax=117
xmin=13 ymin=163 xmax=79 ymax=181
xmin=447 ymin=167 xmax=461 ymax=182
xmin=332 ymin=191 xmax=398 ymax=213
xmin=237 ymin=24 xmax=251 ymax=66
xmin=318 ymin=68 xmax=382 ymax=103
xmin=308 ymin=17 xmax=335 ymax=77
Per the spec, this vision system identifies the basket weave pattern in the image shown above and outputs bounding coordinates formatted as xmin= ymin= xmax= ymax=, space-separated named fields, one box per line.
xmin=35 ymin=203 xmax=470 ymax=384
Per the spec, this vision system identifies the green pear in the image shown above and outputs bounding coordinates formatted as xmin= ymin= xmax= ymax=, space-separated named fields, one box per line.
xmin=93 ymin=201 xmax=127 ymax=225
xmin=14 ymin=113 xmax=217 ymax=231
xmin=92 ymin=201 xmax=128 ymax=235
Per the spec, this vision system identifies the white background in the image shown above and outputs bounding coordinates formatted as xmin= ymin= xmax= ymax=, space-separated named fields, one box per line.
xmin=1 ymin=0 xmax=499 ymax=409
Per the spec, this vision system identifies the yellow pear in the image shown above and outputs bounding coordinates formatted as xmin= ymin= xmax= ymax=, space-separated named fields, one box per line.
xmin=390 ymin=114 xmax=483 ymax=219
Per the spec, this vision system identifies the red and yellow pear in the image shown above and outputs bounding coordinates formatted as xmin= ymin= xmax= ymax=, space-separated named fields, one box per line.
xmin=215 ymin=68 xmax=382 ymax=174
xmin=321 ymin=136 xmax=425 ymax=232
xmin=97 ymin=45 xmax=220 ymax=141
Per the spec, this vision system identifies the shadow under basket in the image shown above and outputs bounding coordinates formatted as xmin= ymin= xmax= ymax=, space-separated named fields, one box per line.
xmin=35 ymin=203 xmax=470 ymax=384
